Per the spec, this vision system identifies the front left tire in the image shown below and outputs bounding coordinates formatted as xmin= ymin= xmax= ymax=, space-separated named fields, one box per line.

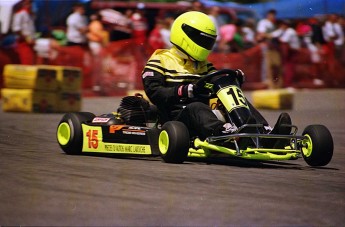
xmin=57 ymin=112 xmax=95 ymax=155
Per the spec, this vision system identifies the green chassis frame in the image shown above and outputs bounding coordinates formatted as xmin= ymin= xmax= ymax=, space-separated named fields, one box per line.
xmin=187 ymin=123 xmax=307 ymax=161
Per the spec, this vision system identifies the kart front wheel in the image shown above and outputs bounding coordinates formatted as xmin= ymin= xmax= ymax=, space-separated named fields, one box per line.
xmin=301 ymin=125 xmax=333 ymax=167
xmin=57 ymin=112 xmax=95 ymax=155
xmin=159 ymin=121 xmax=190 ymax=164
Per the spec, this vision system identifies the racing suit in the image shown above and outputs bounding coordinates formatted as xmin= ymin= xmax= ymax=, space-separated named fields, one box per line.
xmin=142 ymin=47 xmax=268 ymax=139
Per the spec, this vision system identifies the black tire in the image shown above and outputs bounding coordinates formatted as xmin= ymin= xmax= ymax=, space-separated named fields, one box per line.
xmin=301 ymin=125 xmax=333 ymax=167
xmin=158 ymin=121 xmax=190 ymax=164
xmin=56 ymin=112 xmax=95 ymax=155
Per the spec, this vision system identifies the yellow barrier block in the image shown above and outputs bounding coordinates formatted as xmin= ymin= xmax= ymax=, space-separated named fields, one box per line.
xmin=3 ymin=64 xmax=58 ymax=91
xmin=1 ymin=88 xmax=57 ymax=112
xmin=251 ymin=89 xmax=294 ymax=110
xmin=39 ymin=65 xmax=82 ymax=92
xmin=57 ymin=91 xmax=82 ymax=113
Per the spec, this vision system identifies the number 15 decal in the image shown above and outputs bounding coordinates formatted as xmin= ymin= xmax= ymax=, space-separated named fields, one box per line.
xmin=86 ymin=129 xmax=99 ymax=149
xmin=217 ymin=85 xmax=249 ymax=112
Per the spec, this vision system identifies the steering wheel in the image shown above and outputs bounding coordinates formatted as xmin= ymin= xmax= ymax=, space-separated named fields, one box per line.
xmin=194 ymin=69 xmax=239 ymax=99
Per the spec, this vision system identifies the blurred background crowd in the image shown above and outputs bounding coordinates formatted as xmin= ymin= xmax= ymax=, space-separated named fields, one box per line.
xmin=0 ymin=0 xmax=344 ymax=95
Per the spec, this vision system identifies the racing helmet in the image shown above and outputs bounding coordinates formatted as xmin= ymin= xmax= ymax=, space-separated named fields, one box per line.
xmin=170 ymin=11 xmax=217 ymax=61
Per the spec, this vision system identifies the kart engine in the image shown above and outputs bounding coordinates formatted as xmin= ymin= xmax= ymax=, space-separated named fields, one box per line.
xmin=117 ymin=95 xmax=153 ymax=126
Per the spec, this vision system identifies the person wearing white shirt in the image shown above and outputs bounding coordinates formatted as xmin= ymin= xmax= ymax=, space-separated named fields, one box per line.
xmin=323 ymin=14 xmax=344 ymax=59
xmin=11 ymin=0 xmax=36 ymax=64
xmin=256 ymin=9 xmax=282 ymax=88
xmin=256 ymin=9 xmax=277 ymax=42
xmin=271 ymin=21 xmax=300 ymax=50
xmin=66 ymin=3 xmax=88 ymax=46
xmin=12 ymin=2 xmax=35 ymax=44
xmin=272 ymin=20 xmax=300 ymax=87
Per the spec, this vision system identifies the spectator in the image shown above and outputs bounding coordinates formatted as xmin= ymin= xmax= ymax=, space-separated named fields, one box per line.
xmin=11 ymin=0 xmax=36 ymax=64
xmin=189 ymin=0 xmax=205 ymax=12
xmin=256 ymin=9 xmax=277 ymax=42
xmin=256 ymin=9 xmax=282 ymax=89
xmin=66 ymin=3 xmax=88 ymax=47
xmin=130 ymin=8 xmax=148 ymax=45
xmin=148 ymin=19 xmax=166 ymax=50
xmin=218 ymin=22 xmax=236 ymax=53
xmin=160 ymin=16 xmax=174 ymax=48
xmin=208 ymin=6 xmax=221 ymax=48
xmin=272 ymin=20 xmax=301 ymax=87
xmin=242 ymin=18 xmax=257 ymax=49
xmin=34 ymin=29 xmax=60 ymax=64
xmin=330 ymin=14 xmax=344 ymax=60
xmin=148 ymin=17 xmax=173 ymax=51
xmin=322 ymin=14 xmax=341 ymax=86
xmin=87 ymin=13 xmax=107 ymax=56
xmin=87 ymin=13 xmax=108 ymax=92
xmin=339 ymin=16 xmax=345 ymax=64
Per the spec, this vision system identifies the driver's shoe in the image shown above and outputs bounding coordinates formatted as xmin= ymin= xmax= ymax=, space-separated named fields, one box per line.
xmin=266 ymin=113 xmax=292 ymax=148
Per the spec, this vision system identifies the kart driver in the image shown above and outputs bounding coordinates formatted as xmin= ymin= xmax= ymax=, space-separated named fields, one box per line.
xmin=142 ymin=11 xmax=291 ymax=147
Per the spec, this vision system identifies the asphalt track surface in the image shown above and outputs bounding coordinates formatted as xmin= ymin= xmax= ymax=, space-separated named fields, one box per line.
xmin=0 ymin=89 xmax=344 ymax=226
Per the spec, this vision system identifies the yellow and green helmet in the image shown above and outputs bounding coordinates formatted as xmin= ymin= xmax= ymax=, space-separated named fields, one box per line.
xmin=170 ymin=11 xmax=217 ymax=61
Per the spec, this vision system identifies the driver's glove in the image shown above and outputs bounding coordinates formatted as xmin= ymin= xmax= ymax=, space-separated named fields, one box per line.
xmin=178 ymin=83 xmax=210 ymax=98
xmin=235 ymin=69 xmax=245 ymax=87
xmin=177 ymin=84 xmax=194 ymax=98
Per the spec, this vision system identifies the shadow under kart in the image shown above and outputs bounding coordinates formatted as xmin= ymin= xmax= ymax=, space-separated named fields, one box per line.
xmin=56 ymin=69 xmax=334 ymax=167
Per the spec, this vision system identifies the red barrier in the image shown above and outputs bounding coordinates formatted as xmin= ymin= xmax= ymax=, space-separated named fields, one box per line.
xmin=1 ymin=40 xmax=344 ymax=96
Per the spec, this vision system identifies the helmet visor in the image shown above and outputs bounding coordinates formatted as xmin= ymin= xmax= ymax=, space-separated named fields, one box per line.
xmin=182 ymin=23 xmax=216 ymax=50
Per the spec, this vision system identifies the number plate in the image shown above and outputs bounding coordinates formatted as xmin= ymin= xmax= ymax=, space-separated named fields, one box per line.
xmin=217 ymin=85 xmax=249 ymax=112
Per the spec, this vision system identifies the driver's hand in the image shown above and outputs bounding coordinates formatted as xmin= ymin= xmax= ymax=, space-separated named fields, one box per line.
xmin=177 ymin=84 xmax=209 ymax=98
xmin=235 ymin=69 xmax=245 ymax=86
xmin=177 ymin=84 xmax=194 ymax=98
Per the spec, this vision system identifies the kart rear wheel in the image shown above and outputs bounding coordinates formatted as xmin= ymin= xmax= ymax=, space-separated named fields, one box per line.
xmin=57 ymin=112 xmax=95 ymax=155
xmin=159 ymin=121 xmax=190 ymax=164
xmin=301 ymin=125 xmax=333 ymax=167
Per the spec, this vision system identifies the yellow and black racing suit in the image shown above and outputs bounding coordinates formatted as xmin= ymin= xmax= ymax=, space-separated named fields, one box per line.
xmin=142 ymin=47 xmax=226 ymax=139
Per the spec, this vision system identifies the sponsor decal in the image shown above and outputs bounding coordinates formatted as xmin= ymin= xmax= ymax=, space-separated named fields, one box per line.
xmin=142 ymin=71 xmax=154 ymax=79
xmin=104 ymin=144 xmax=149 ymax=153
xmin=109 ymin=125 xmax=125 ymax=133
xmin=92 ymin=117 xmax=110 ymax=123
xmin=123 ymin=126 xmax=146 ymax=136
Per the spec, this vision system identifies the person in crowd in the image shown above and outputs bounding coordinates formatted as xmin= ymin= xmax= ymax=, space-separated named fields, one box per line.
xmin=66 ymin=3 xmax=88 ymax=47
xmin=11 ymin=0 xmax=36 ymax=64
xmin=130 ymin=8 xmax=148 ymax=45
xmin=218 ymin=22 xmax=236 ymax=53
xmin=34 ymin=29 xmax=60 ymax=64
xmin=148 ymin=19 xmax=166 ymax=50
xmin=321 ymin=14 xmax=344 ymax=86
xmin=87 ymin=12 xmax=108 ymax=92
xmin=208 ymin=6 xmax=222 ymax=50
xmin=256 ymin=9 xmax=277 ymax=42
xmin=242 ymin=18 xmax=257 ymax=49
xmin=256 ymin=9 xmax=282 ymax=89
xmin=87 ymin=12 xmax=108 ymax=56
xmin=189 ymin=0 xmax=205 ymax=12
xmin=160 ymin=16 xmax=174 ymax=49
xmin=148 ymin=17 xmax=173 ymax=51
xmin=339 ymin=16 xmax=345 ymax=64
xmin=142 ymin=11 xmax=292 ymax=148
xmin=272 ymin=20 xmax=301 ymax=87
xmin=329 ymin=14 xmax=344 ymax=60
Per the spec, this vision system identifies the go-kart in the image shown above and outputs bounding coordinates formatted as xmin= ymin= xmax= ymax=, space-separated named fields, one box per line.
xmin=56 ymin=69 xmax=333 ymax=167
